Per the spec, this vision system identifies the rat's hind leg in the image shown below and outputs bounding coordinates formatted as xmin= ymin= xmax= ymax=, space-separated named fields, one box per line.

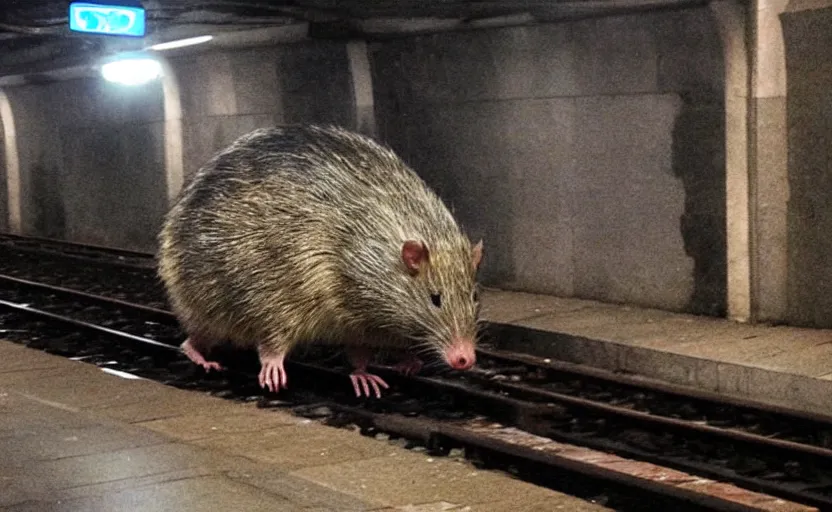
xmin=181 ymin=334 xmax=223 ymax=372
xmin=347 ymin=346 xmax=390 ymax=399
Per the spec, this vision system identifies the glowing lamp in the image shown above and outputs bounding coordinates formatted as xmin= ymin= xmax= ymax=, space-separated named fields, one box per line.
xmin=101 ymin=56 xmax=163 ymax=86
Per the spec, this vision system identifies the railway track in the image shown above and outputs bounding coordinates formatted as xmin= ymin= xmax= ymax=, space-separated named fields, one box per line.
xmin=0 ymin=293 xmax=804 ymax=512
xmin=0 ymin=232 xmax=156 ymax=267
xmin=0 ymin=242 xmax=165 ymax=307
xmin=0 ymin=234 xmax=828 ymax=511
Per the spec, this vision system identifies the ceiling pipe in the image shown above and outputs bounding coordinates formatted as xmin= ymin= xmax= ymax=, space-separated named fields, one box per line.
xmin=0 ymin=0 xmax=710 ymax=84
xmin=0 ymin=22 xmax=309 ymax=85
xmin=353 ymin=0 xmax=710 ymax=39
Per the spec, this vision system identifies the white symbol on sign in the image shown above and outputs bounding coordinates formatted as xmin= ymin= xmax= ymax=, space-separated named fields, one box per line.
xmin=73 ymin=6 xmax=138 ymax=34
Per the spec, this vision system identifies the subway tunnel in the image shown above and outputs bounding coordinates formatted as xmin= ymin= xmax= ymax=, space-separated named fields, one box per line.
xmin=1 ymin=1 xmax=832 ymax=510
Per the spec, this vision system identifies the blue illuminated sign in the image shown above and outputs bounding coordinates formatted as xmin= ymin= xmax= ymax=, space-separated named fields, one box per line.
xmin=69 ymin=2 xmax=146 ymax=37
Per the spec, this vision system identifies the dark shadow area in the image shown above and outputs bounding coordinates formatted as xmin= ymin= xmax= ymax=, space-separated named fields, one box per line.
xmin=373 ymin=98 xmax=516 ymax=288
xmin=672 ymin=93 xmax=727 ymax=317
xmin=0 ymin=126 xmax=7 ymax=232
xmin=279 ymin=42 xmax=355 ymax=128
xmin=29 ymin=161 xmax=66 ymax=239
xmin=58 ymin=122 xmax=167 ymax=252
xmin=782 ymin=7 xmax=832 ymax=327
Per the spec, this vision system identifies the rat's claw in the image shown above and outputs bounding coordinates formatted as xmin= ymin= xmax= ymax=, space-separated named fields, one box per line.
xmin=392 ymin=355 xmax=423 ymax=376
xmin=202 ymin=361 xmax=223 ymax=372
xmin=349 ymin=371 xmax=389 ymax=398
xmin=181 ymin=338 xmax=223 ymax=372
xmin=258 ymin=354 xmax=287 ymax=393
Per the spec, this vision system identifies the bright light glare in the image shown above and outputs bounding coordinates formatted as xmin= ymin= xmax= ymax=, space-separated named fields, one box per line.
xmin=101 ymin=58 xmax=163 ymax=86
xmin=149 ymin=35 xmax=213 ymax=51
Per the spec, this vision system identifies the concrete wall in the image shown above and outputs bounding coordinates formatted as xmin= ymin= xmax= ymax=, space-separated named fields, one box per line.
xmin=782 ymin=5 xmax=832 ymax=327
xmin=371 ymin=8 xmax=726 ymax=315
xmin=173 ymin=41 xmax=355 ymax=180
xmin=1 ymin=40 xmax=356 ymax=251
xmin=0 ymin=16 xmax=728 ymax=316
xmin=5 ymin=79 xmax=168 ymax=251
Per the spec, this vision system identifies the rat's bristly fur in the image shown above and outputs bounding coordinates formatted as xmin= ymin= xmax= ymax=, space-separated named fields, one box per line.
xmin=157 ymin=124 xmax=483 ymax=394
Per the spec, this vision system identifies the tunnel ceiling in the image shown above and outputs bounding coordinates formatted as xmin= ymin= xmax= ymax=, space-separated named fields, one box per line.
xmin=0 ymin=0 xmax=707 ymax=76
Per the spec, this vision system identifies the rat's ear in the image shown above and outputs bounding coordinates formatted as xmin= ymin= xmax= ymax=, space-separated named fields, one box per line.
xmin=402 ymin=240 xmax=429 ymax=276
xmin=471 ymin=239 xmax=483 ymax=271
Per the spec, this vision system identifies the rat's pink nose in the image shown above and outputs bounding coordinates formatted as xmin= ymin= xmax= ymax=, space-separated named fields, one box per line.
xmin=445 ymin=339 xmax=476 ymax=370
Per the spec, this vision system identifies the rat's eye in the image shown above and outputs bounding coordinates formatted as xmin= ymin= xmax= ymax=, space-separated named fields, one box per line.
xmin=473 ymin=289 xmax=480 ymax=302
xmin=430 ymin=293 xmax=442 ymax=308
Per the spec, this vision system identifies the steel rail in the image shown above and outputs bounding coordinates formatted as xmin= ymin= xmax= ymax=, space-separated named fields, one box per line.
xmin=328 ymin=404 xmax=811 ymax=512
xmin=476 ymin=345 xmax=832 ymax=426
xmin=0 ymin=274 xmax=172 ymax=321
xmin=0 ymin=232 xmax=155 ymax=260
xmin=484 ymin=376 xmax=832 ymax=460
xmin=345 ymin=365 xmax=832 ymax=510
xmin=0 ymin=244 xmax=156 ymax=271
xmin=464 ymin=374 xmax=832 ymax=510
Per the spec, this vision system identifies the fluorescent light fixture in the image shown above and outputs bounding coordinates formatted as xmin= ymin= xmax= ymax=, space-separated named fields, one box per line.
xmin=149 ymin=35 xmax=213 ymax=51
xmin=101 ymin=56 xmax=163 ymax=86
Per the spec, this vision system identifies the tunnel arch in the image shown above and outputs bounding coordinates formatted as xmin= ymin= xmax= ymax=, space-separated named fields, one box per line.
xmin=0 ymin=88 xmax=20 ymax=234
xmin=158 ymin=55 xmax=185 ymax=205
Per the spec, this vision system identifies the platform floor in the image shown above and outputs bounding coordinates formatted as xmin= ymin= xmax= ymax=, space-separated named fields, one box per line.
xmin=480 ymin=288 xmax=832 ymax=417
xmin=0 ymin=340 xmax=608 ymax=512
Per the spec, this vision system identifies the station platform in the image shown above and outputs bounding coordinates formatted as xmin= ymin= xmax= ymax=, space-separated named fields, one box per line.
xmin=480 ymin=288 xmax=832 ymax=418
xmin=0 ymin=340 xmax=608 ymax=512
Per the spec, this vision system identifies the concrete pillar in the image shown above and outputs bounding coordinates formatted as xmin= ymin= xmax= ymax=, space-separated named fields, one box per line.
xmin=159 ymin=58 xmax=185 ymax=205
xmin=711 ymin=0 xmax=789 ymax=323
xmin=749 ymin=0 xmax=790 ymax=323
xmin=0 ymin=89 xmax=21 ymax=234
xmin=346 ymin=40 xmax=377 ymax=137
xmin=711 ymin=0 xmax=752 ymax=322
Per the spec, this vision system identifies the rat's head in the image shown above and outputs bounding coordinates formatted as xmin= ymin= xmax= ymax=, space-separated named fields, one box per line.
xmin=393 ymin=237 xmax=484 ymax=371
